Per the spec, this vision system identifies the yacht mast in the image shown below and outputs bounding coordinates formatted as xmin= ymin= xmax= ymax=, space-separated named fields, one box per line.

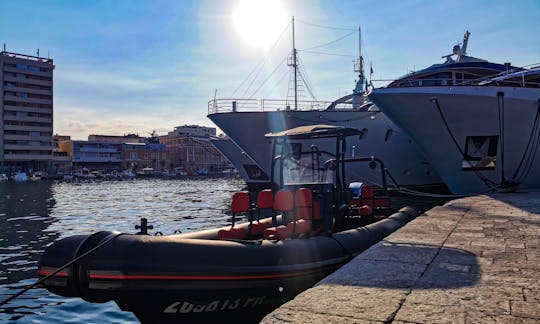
xmin=292 ymin=16 xmax=298 ymax=110
xmin=353 ymin=26 xmax=365 ymax=94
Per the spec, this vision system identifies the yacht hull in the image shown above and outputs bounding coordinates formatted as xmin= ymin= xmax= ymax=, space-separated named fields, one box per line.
xmin=208 ymin=110 xmax=445 ymax=191
xmin=370 ymin=86 xmax=540 ymax=194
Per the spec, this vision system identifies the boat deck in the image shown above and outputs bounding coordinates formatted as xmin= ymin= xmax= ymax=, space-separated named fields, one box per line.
xmin=261 ymin=190 xmax=540 ymax=323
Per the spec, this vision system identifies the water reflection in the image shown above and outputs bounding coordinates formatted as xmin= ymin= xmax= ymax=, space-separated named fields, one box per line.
xmin=0 ymin=177 xmax=245 ymax=323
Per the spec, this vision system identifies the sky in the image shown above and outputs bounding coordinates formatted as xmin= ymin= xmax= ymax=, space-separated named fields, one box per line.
xmin=1 ymin=0 xmax=539 ymax=140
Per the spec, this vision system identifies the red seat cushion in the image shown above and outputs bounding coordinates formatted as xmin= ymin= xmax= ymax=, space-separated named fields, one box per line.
xmin=250 ymin=220 xmax=273 ymax=235
xmin=263 ymin=225 xmax=292 ymax=240
xmin=357 ymin=205 xmax=373 ymax=216
xmin=287 ymin=219 xmax=311 ymax=236
xmin=218 ymin=227 xmax=247 ymax=240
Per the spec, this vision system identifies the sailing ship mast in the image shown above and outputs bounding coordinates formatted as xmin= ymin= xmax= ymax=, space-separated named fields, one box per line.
xmin=287 ymin=16 xmax=299 ymax=110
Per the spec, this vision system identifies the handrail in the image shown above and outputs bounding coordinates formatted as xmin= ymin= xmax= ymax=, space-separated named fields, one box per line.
xmin=208 ymin=98 xmax=353 ymax=114
xmin=371 ymin=62 xmax=540 ymax=89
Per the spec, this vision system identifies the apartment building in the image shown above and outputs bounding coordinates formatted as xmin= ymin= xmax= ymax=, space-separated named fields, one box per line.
xmin=1 ymin=50 xmax=55 ymax=172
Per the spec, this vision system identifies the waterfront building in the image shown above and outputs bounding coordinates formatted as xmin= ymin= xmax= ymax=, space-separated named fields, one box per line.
xmin=61 ymin=140 xmax=123 ymax=170
xmin=88 ymin=133 xmax=143 ymax=143
xmin=0 ymin=50 xmax=55 ymax=173
xmin=159 ymin=125 xmax=228 ymax=174
xmin=122 ymin=142 xmax=168 ymax=172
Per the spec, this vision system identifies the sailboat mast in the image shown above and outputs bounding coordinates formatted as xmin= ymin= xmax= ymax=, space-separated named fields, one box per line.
xmin=292 ymin=16 xmax=298 ymax=110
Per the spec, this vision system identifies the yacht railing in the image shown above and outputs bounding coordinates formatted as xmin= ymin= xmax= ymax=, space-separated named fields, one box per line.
xmin=208 ymin=98 xmax=354 ymax=114
xmin=372 ymin=63 xmax=540 ymax=89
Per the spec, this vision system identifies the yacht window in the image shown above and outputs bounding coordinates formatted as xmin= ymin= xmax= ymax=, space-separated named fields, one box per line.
xmin=462 ymin=136 xmax=498 ymax=171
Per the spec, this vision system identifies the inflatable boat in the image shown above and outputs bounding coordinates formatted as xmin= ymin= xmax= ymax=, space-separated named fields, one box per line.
xmin=38 ymin=125 xmax=418 ymax=323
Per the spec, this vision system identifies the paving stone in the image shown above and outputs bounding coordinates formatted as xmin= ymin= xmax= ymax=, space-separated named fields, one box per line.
xmin=393 ymin=303 xmax=466 ymax=324
xmin=511 ymin=301 xmax=540 ymax=319
xmin=276 ymin=285 xmax=407 ymax=322
xmin=465 ymin=312 xmax=540 ymax=323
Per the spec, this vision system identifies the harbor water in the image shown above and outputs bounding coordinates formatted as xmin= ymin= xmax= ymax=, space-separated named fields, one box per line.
xmin=0 ymin=177 xmax=245 ymax=323
xmin=0 ymin=177 xmax=446 ymax=323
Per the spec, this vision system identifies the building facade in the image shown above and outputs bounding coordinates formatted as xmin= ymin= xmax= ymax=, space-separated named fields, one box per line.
xmin=1 ymin=50 xmax=55 ymax=173
xmin=88 ymin=134 xmax=143 ymax=143
xmin=61 ymin=140 xmax=123 ymax=170
xmin=122 ymin=142 xmax=168 ymax=171
xmin=159 ymin=125 xmax=228 ymax=174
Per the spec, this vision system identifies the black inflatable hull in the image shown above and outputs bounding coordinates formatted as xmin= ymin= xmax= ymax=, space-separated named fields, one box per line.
xmin=38 ymin=207 xmax=417 ymax=323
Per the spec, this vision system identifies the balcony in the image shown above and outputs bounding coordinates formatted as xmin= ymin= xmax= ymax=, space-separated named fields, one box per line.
xmin=3 ymin=75 xmax=52 ymax=87
xmin=72 ymin=156 xmax=122 ymax=163
xmin=4 ymin=124 xmax=52 ymax=132
xmin=3 ymin=85 xmax=52 ymax=96
xmin=4 ymin=114 xmax=53 ymax=123
xmin=76 ymin=147 xmax=121 ymax=153
xmin=4 ymin=95 xmax=52 ymax=105
xmin=4 ymin=144 xmax=53 ymax=151
xmin=3 ymin=66 xmax=53 ymax=78
xmin=3 ymin=134 xmax=52 ymax=141
xmin=4 ymin=153 xmax=52 ymax=161
xmin=3 ymin=105 xmax=53 ymax=114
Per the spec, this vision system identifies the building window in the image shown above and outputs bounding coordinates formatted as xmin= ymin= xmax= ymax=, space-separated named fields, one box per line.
xmin=131 ymin=152 xmax=137 ymax=159
xmin=144 ymin=153 xmax=148 ymax=160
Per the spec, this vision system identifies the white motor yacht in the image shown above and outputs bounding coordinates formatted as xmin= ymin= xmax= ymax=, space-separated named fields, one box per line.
xmin=369 ymin=31 xmax=540 ymax=194
xmin=207 ymin=21 xmax=445 ymax=193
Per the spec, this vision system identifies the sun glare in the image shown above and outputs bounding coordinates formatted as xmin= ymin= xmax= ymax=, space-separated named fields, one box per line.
xmin=232 ymin=0 xmax=288 ymax=50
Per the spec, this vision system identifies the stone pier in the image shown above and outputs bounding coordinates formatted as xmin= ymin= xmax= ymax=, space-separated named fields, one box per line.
xmin=261 ymin=190 xmax=540 ymax=323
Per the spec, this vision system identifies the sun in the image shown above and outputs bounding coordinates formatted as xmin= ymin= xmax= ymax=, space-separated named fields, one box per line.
xmin=232 ymin=0 xmax=288 ymax=50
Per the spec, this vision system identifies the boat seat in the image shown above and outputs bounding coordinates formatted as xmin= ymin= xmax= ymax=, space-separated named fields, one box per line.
xmin=272 ymin=189 xmax=294 ymax=225
xmin=220 ymin=191 xmax=251 ymax=240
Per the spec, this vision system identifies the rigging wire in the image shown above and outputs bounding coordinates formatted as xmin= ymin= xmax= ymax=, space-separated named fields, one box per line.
xmin=248 ymin=54 xmax=289 ymax=99
xmin=230 ymin=21 xmax=291 ymax=98
xmin=299 ymin=30 xmax=356 ymax=51
xmin=297 ymin=57 xmax=318 ymax=101
xmin=513 ymin=99 xmax=540 ymax=181
xmin=295 ymin=19 xmax=355 ymax=31
xmin=300 ymin=50 xmax=356 ymax=58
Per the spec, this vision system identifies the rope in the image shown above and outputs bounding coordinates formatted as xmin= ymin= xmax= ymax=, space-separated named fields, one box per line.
xmin=431 ymin=97 xmax=498 ymax=188
xmin=248 ymin=55 xmax=289 ymax=99
xmin=0 ymin=232 xmax=123 ymax=308
xmin=512 ymin=99 xmax=540 ymax=181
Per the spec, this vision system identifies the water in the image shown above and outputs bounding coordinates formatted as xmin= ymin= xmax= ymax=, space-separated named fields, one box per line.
xmin=0 ymin=177 xmax=447 ymax=323
xmin=0 ymin=177 xmax=245 ymax=323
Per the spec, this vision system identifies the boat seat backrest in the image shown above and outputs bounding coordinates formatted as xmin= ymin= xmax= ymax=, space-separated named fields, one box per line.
xmin=231 ymin=191 xmax=251 ymax=213
xmin=257 ymin=189 xmax=273 ymax=209
xmin=273 ymin=189 xmax=293 ymax=212
xmin=295 ymin=188 xmax=313 ymax=220
xmin=230 ymin=191 xmax=250 ymax=228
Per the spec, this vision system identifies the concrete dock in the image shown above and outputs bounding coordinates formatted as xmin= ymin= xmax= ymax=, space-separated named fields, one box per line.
xmin=261 ymin=190 xmax=540 ymax=323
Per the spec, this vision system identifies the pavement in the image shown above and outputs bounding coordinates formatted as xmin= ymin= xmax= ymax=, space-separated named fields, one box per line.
xmin=260 ymin=190 xmax=540 ymax=323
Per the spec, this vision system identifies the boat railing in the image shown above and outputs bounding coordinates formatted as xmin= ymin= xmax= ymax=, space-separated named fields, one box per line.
xmin=208 ymin=98 xmax=353 ymax=114
xmin=372 ymin=62 xmax=540 ymax=89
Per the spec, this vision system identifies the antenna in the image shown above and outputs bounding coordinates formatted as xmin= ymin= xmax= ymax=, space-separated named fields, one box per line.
xmin=292 ymin=16 xmax=298 ymax=110
xmin=461 ymin=30 xmax=470 ymax=55
xmin=3 ymin=43 xmax=5 ymax=52
xmin=37 ymin=49 xmax=40 ymax=57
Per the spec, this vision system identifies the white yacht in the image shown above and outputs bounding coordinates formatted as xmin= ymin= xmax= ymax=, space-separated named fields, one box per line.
xmin=369 ymin=31 xmax=540 ymax=194
xmin=208 ymin=20 xmax=445 ymax=192
xmin=210 ymin=136 xmax=271 ymax=191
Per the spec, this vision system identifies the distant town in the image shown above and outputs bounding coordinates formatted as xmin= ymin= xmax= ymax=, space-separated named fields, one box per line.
xmin=1 ymin=50 xmax=231 ymax=178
